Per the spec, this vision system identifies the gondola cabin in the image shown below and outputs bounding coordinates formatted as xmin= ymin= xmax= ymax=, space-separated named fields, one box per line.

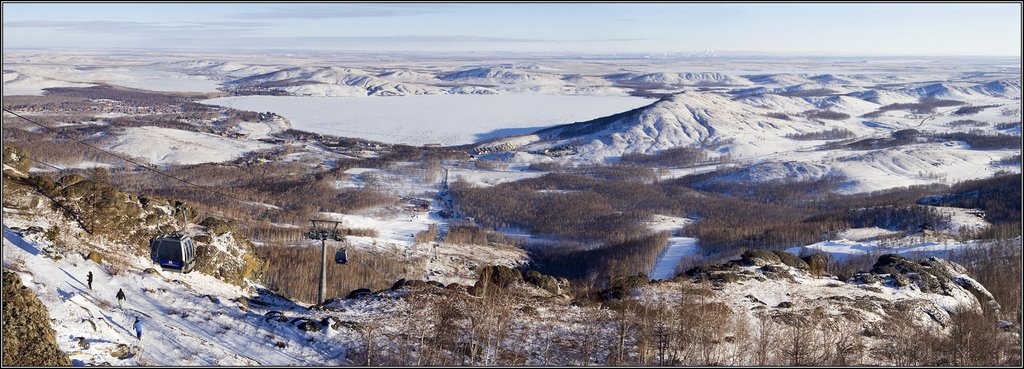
xmin=150 ymin=234 xmax=197 ymax=273
xmin=335 ymin=249 xmax=348 ymax=265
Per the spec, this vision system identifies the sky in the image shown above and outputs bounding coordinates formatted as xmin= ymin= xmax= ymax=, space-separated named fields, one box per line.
xmin=2 ymin=3 xmax=1021 ymax=56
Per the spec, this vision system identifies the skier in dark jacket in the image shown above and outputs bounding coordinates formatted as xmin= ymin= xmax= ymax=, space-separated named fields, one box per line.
xmin=133 ymin=317 xmax=143 ymax=339
xmin=87 ymin=271 xmax=93 ymax=290
xmin=116 ymin=288 xmax=126 ymax=310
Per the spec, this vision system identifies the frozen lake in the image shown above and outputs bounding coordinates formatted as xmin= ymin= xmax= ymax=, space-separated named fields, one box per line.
xmin=203 ymin=94 xmax=654 ymax=145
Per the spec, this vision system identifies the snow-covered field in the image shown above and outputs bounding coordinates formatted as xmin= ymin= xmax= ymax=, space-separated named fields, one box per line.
xmin=2 ymin=66 xmax=222 ymax=94
xmin=786 ymin=238 xmax=980 ymax=262
xmin=649 ymin=237 xmax=698 ymax=280
xmin=102 ymin=127 xmax=272 ymax=166
xmin=446 ymin=166 xmax=546 ymax=187
xmin=785 ymin=206 xmax=993 ymax=261
xmin=111 ymin=76 xmax=222 ymax=93
xmin=3 ymin=71 xmax=97 ymax=95
xmin=646 ymin=215 xmax=700 ymax=280
xmin=202 ymin=95 xmax=654 ymax=145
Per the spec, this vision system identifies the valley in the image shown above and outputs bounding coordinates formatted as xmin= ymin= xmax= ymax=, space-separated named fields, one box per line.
xmin=2 ymin=50 xmax=1021 ymax=366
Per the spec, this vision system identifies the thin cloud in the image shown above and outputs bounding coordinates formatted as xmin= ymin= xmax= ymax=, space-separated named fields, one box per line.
xmin=250 ymin=35 xmax=649 ymax=43
xmin=150 ymin=35 xmax=651 ymax=48
xmin=3 ymin=19 xmax=266 ymax=35
xmin=231 ymin=4 xmax=442 ymax=19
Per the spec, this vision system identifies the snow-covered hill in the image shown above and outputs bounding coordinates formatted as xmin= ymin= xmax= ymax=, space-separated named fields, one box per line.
xmin=226 ymin=66 xmax=446 ymax=97
xmin=492 ymin=90 xmax=831 ymax=162
xmin=972 ymin=78 xmax=1022 ymax=99
xmin=605 ymin=71 xmax=749 ymax=86
xmin=705 ymin=161 xmax=841 ymax=184
xmin=742 ymin=73 xmax=817 ymax=86
xmin=153 ymin=60 xmax=279 ymax=79
xmin=3 ymin=71 xmax=96 ymax=96
xmin=439 ymin=66 xmax=564 ymax=85
xmin=102 ymin=126 xmax=273 ymax=166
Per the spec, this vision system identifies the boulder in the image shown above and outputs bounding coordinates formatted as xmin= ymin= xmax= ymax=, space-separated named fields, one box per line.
xmin=158 ymin=225 xmax=177 ymax=234
xmin=346 ymin=288 xmax=373 ymax=300
xmin=233 ymin=297 xmax=249 ymax=311
xmin=391 ymin=278 xmax=408 ymax=290
xmin=321 ymin=316 xmax=342 ymax=331
xmin=294 ymin=319 xmax=321 ymax=332
xmin=801 ymin=254 xmax=829 ymax=276
xmin=604 ymin=274 xmax=649 ymax=300
xmin=86 ymin=251 xmax=102 ymax=264
xmin=2 ymin=144 xmax=32 ymax=173
xmin=111 ymin=343 xmax=133 ymax=359
xmin=56 ymin=174 xmax=88 ymax=189
xmin=264 ymin=311 xmax=288 ymax=323
xmin=339 ymin=321 xmax=361 ymax=330
xmin=760 ymin=265 xmax=793 ymax=280
xmin=740 ymin=249 xmax=782 ymax=266
xmin=773 ymin=251 xmax=809 ymax=270
xmin=199 ymin=217 xmax=235 ymax=236
xmin=446 ymin=283 xmax=468 ymax=294
xmin=524 ymin=270 xmax=561 ymax=294
xmin=483 ymin=265 xmax=523 ymax=287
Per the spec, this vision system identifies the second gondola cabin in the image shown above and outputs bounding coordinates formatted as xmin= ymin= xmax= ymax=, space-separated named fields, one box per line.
xmin=335 ymin=249 xmax=348 ymax=264
xmin=150 ymin=234 xmax=197 ymax=273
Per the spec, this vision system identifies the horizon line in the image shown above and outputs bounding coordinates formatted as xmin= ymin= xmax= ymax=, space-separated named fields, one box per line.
xmin=3 ymin=47 xmax=1021 ymax=59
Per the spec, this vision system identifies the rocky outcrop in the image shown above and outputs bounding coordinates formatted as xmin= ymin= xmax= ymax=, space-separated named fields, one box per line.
xmin=192 ymin=229 xmax=265 ymax=287
xmin=2 ymin=270 xmax=72 ymax=366
xmin=6 ymin=169 xmax=265 ymax=288
xmin=471 ymin=265 xmax=523 ymax=296
xmin=685 ymin=251 xmax=1001 ymax=334
xmin=867 ymin=254 xmax=1000 ymax=313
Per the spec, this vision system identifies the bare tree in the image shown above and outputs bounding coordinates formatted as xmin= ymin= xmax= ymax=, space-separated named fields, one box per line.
xmin=633 ymin=300 xmax=654 ymax=366
xmin=725 ymin=313 xmax=753 ymax=365
xmin=943 ymin=306 xmax=1009 ymax=366
xmin=674 ymin=281 xmax=730 ymax=365
xmin=779 ymin=311 xmax=822 ymax=366
xmin=753 ymin=312 xmax=776 ymax=366
xmin=611 ymin=301 xmax=638 ymax=365
xmin=871 ymin=308 xmax=940 ymax=366
xmin=357 ymin=320 xmax=381 ymax=366
xmin=575 ymin=307 xmax=602 ymax=366
xmin=651 ymin=304 xmax=675 ymax=365
xmin=818 ymin=318 xmax=864 ymax=366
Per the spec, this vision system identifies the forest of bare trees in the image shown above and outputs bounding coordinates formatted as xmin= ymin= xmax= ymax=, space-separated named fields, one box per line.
xmin=332 ymin=269 xmax=1022 ymax=366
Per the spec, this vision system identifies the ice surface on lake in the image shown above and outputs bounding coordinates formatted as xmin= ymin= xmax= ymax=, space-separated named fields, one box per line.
xmin=203 ymin=94 xmax=654 ymax=145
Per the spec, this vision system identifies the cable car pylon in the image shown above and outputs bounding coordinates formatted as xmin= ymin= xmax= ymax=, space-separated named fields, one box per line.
xmin=304 ymin=219 xmax=346 ymax=306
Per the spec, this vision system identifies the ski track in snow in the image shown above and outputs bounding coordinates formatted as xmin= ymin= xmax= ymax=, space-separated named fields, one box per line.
xmin=649 ymin=237 xmax=698 ymax=280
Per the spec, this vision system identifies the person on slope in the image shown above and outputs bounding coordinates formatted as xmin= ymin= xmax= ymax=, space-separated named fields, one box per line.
xmin=133 ymin=317 xmax=143 ymax=340
xmin=87 ymin=271 xmax=93 ymax=290
xmin=116 ymin=288 xmax=126 ymax=310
